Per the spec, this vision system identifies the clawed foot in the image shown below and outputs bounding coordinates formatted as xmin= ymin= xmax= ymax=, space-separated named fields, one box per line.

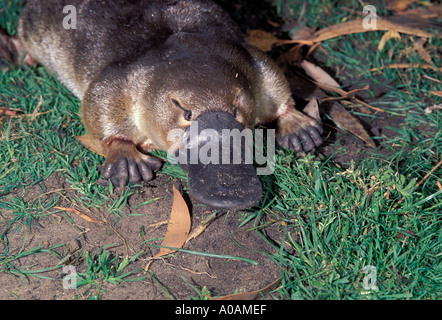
xmin=96 ymin=138 xmax=162 ymax=188
xmin=276 ymin=122 xmax=323 ymax=153
xmin=98 ymin=156 xmax=162 ymax=188
xmin=276 ymin=99 xmax=323 ymax=153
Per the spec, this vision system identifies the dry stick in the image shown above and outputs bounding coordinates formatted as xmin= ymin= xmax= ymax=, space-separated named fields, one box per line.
xmin=312 ymin=18 xmax=433 ymax=42
xmin=358 ymin=64 xmax=442 ymax=77
xmin=392 ymin=159 xmax=442 ymax=210
xmin=303 ymin=76 xmax=386 ymax=114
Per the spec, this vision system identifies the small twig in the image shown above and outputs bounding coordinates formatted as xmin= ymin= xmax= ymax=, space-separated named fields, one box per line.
xmin=30 ymin=96 xmax=43 ymax=123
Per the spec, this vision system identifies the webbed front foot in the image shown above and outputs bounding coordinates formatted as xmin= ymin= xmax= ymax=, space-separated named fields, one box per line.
xmin=97 ymin=138 xmax=162 ymax=188
xmin=276 ymin=99 xmax=323 ymax=153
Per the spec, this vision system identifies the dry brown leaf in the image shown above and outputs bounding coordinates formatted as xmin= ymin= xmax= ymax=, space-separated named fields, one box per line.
xmin=430 ymin=92 xmax=442 ymax=98
xmin=214 ymin=278 xmax=281 ymax=300
xmin=155 ymin=185 xmax=191 ymax=258
xmin=328 ymin=103 xmax=376 ymax=148
xmin=413 ymin=38 xmax=433 ymax=64
xmin=297 ymin=62 xmax=384 ymax=114
xmin=76 ymin=134 xmax=106 ymax=156
xmin=300 ymin=60 xmax=340 ymax=88
xmin=245 ymin=30 xmax=280 ymax=52
xmin=246 ymin=29 xmax=314 ymax=52
xmin=386 ymin=0 xmax=416 ymax=12
xmin=54 ymin=206 xmax=103 ymax=224
xmin=289 ymin=25 xmax=316 ymax=41
xmin=0 ymin=108 xmax=17 ymax=116
xmin=378 ymin=30 xmax=401 ymax=51
xmin=312 ymin=18 xmax=432 ymax=43
xmin=279 ymin=44 xmax=305 ymax=65
xmin=396 ymin=5 xmax=442 ymax=19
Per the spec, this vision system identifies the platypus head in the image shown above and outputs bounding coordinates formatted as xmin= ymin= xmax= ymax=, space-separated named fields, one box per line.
xmin=145 ymin=64 xmax=263 ymax=209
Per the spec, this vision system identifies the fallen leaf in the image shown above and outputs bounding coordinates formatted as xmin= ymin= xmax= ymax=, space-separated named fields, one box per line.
xmin=54 ymin=207 xmax=103 ymax=224
xmin=76 ymin=134 xmax=106 ymax=156
xmin=312 ymin=18 xmax=432 ymax=42
xmin=298 ymin=61 xmax=384 ymax=114
xmin=386 ymin=0 xmax=416 ymax=12
xmin=327 ymin=103 xmax=376 ymax=148
xmin=412 ymin=38 xmax=433 ymax=64
xmin=214 ymin=278 xmax=281 ymax=300
xmin=245 ymin=30 xmax=280 ymax=52
xmin=246 ymin=29 xmax=313 ymax=52
xmin=155 ymin=185 xmax=191 ymax=258
xmin=396 ymin=5 xmax=442 ymax=20
xmin=378 ymin=30 xmax=401 ymax=51
xmin=0 ymin=108 xmax=17 ymax=116
xmin=279 ymin=44 xmax=305 ymax=65
xmin=303 ymin=98 xmax=321 ymax=121
xmin=289 ymin=25 xmax=316 ymax=41
xmin=300 ymin=60 xmax=340 ymax=88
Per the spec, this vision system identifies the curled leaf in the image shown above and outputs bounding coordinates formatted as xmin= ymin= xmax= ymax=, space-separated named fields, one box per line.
xmin=155 ymin=185 xmax=191 ymax=258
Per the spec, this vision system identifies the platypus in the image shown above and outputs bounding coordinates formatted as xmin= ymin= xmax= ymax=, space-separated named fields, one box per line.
xmin=7 ymin=0 xmax=323 ymax=209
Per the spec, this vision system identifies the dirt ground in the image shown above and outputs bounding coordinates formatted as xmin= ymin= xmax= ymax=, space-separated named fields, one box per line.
xmin=0 ymin=170 xmax=289 ymax=299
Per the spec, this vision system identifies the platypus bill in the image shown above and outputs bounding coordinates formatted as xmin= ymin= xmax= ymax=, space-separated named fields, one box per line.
xmin=6 ymin=0 xmax=323 ymax=209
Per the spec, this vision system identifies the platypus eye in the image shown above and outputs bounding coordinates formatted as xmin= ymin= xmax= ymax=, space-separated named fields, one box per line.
xmin=184 ymin=109 xmax=193 ymax=121
xmin=171 ymin=98 xmax=192 ymax=121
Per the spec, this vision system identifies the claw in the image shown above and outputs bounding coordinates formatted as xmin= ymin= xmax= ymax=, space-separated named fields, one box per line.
xmin=99 ymin=155 xmax=161 ymax=188
xmin=297 ymin=129 xmax=314 ymax=151
xmin=137 ymin=161 xmax=153 ymax=182
xmin=110 ymin=158 xmax=129 ymax=189
xmin=276 ymin=98 xmax=323 ymax=153
xmin=128 ymin=159 xmax=141 ymax=183
xmin=277 ymin=125 xmax=323 ymax=153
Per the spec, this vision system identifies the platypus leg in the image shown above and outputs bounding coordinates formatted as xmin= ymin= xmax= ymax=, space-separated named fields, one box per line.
xmin=247 ymin=45 xmax=323 ymax=153
xmin=99 ymin=138 xmax=162 ymax=189
xmin=276 ymin=99 xmax=323 ymax=153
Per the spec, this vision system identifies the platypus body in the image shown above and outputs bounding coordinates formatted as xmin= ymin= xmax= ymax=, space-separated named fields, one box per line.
xmin=14 ymin=0 xmax=323 ymax=209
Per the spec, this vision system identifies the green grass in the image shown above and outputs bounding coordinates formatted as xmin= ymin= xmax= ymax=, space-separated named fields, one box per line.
xmin=250 ymin=153 xmax=441 ymax=299
xmin=1 ymin=0 xmax=441 ymax=300
xmin=70 ymin=248 xmax=146 ymax=300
